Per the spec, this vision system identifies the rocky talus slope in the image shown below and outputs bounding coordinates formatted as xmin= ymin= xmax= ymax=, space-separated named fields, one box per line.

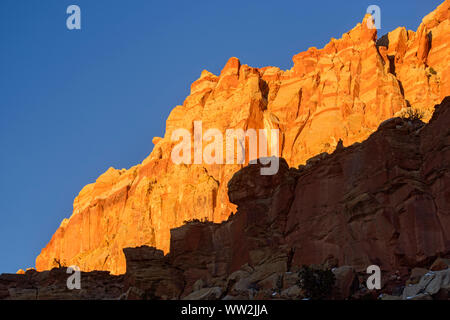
xmin=3 ymin=97 xmax=450 ymax=300
xmin=35 ymin=1 xmax=450 ymax=274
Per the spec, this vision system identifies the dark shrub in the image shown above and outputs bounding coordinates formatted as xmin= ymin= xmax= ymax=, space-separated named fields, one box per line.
xmin=297 ymin=265 xmax=336 ymax=300
xmin=400 ymin=108 xmax=424 ymax=121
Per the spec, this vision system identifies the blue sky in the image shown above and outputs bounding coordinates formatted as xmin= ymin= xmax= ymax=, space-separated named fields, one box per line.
xmin=0 ymin=0 xmax=444 ymax=273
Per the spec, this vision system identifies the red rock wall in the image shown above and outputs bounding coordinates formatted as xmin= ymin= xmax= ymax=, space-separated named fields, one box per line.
xmin=169 ymin=97 xmax=450 ymax=289
xmin=36 ymin=1 xmax=450 ymax=274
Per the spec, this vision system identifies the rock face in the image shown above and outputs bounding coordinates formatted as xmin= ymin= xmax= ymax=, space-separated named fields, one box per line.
xmin=165 ymin=97 xmax=450 ymax=296
xmin=3 ymin=96 xmax=450 ymax=299
xmin=3 ymin=96 xmax=450 ymax=300
xmin=36 ymin=1 xmax=450 ymax=274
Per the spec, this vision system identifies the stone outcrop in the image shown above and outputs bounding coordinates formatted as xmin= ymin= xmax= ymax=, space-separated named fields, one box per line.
xmin=35 ymin=1 xmax=450 ymax=274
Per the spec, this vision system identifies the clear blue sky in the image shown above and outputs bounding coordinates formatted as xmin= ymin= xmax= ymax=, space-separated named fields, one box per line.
xmin=0 ymin=0 xmax=443 ymax=273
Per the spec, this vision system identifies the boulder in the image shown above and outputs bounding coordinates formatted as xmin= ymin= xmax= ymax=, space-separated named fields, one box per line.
xmin=402 ymin=269 xmax=450 ymax=299
xmin=332 ymin=266 xmax=359 ymax=299
xmin=430 ymin=258 xmax=450 ymax=271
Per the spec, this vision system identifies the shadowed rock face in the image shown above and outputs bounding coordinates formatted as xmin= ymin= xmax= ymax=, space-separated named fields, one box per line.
xmin=166 ymin=97 xmax=450 ymax=292
xmin=4 ymin=97 xmax=449 ymax=300
xmin=285 ymin=99 xmax=450 ymax=272
xmin=35 ymin=1 xmax=450 ymax=274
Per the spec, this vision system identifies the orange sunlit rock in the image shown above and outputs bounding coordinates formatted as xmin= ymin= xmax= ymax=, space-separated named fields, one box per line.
xmin=36 ymin=1 xmax=450 ymax=274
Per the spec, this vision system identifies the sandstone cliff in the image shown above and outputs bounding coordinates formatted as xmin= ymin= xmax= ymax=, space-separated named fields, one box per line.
xmin=4 ymin=96 xmax=450 ymax=300
xmin=36 ymin=1 xmax=450 ymax=274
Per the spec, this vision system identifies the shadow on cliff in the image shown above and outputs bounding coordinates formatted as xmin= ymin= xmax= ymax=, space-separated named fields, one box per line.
xmin=2 ymin=97 xmax=450 ymax=300
xmin=118 ymin=96 xmax=450 ymax=299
